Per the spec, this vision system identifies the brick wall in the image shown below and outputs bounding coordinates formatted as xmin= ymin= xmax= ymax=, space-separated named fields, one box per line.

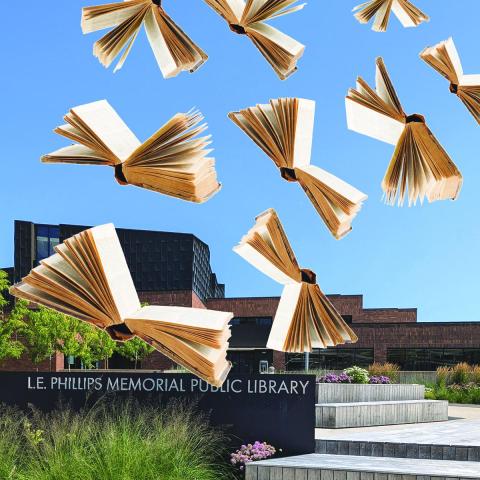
xmin=206 ymin=295 xmax=417 ymax=324
xmin=139 ymin=290 xmax=205 ymax=308
xmin=0 ymin=352 xmax=63 ymax=372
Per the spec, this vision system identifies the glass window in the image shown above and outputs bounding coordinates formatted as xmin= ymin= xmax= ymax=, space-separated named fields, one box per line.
xmin=387 ymin=348 xmax=480 ymax=371
xmin=35 ymin=225 xmax=60 ymax=263
xmin=287 ymin=348 xmax=374 ymax=371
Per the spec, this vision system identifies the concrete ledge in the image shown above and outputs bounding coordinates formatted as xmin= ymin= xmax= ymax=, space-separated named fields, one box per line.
xmin=245 ymin=453 xmax=480 ymax=479
xmin=316 ymin=384 xmax=425 ymax=403
xmin=316 ymin=439 xmax=480 ymax=462
xmin=316 ymin=400 xmax=448 ymax=428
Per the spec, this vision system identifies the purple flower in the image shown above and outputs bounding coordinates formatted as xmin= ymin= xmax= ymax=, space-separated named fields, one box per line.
xmin=369 ymin=376 xmax=391 ymax=384
xmin=230 ymin=441 xmax=276 ymax=471
xmin=318 ymin=373 xmax=352 ymax=384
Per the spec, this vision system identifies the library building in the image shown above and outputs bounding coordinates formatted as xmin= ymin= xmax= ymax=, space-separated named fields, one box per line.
xmin=3 ymin=220 xmax=480 ymax=374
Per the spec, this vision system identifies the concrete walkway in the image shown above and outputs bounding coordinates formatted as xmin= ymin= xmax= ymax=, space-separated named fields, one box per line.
xmin=315 ymin=404 xmax=480 ymax=446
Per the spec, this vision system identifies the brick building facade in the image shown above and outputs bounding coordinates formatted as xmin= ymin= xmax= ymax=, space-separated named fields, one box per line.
xmin=2 ymin=221 xmax=480 ymax=373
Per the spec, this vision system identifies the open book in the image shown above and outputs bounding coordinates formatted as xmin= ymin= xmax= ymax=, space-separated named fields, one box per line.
xmin=229 ymin=98 xmax=367 ymax=239
xmin=10 ymin=224 xmax=232 ymax=387
xmin=420 ymin=38 xmax=480 ymax=125
xmin=82 ymin=0 xmax=207 ymax=77
xmin=42 ymin=100 xmax=221 ymax=203
xmin=203 ymin=0 xmax=305 ymax=80
xmin=353 ymin=0 xmax=429 ymax=32
xmin=346 ymin=57 xmax=462 ymax=207
xmin=234 ymin=209 xmax=358 ymax=352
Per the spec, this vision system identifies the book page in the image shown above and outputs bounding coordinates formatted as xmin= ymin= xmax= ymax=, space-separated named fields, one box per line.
xmin=246 ymin=22 xmax=304 ymax=58
xmin=267 ymin=283 xmax=302 ymax=351
xmin=89 ymin=224 xmax=140 ymax=321
xmin=126 ymin=305 xmax=232 ymax=331
xmin=42 ymin=144 xmax=113 ymax=165
xmin=391 ymin=0 xmax=416 ymax=27
xmin=346 ymin=97 xmax=405 ymax=145
xmin=144 ymin=8 xmax=180 ymax=78
xmin=72 ymin=100 xmax=140 ymax=161
xmin=292 ymin=99 xmax=315 ymax=168
xmin=443 ymin=38 xmax=464 ymax=79
xmin=460 ymin=74 xmax=480 ymax=86
xmin=299 ymin=165 xmax=368 ymax=204
xmin=81 ymin=1 xmax=147 ymax=33
xmin=233 ymin=242 xmax=296 ymax=285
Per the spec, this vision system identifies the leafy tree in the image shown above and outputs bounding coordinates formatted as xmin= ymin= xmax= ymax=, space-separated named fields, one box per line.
xmin=23 ymin=306 xmax=67 ymax=368
xmin=0 ymin=271 xmax=28 ymax=364
xmin=116 ymin=337 xmax=154 ymax=369
xmin=0 ymin=270 xmax=9 ymax=314
xmin=77 ymin=324 xmax=116 ymax=369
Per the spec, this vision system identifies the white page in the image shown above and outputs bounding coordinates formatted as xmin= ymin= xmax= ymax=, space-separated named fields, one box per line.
xmin=292 ymin=98 xmax=315 ymax=168
xmin=144 ymin=8 xmax=180 ymax=79
xmin=460 ymin=74 xmax=480 ymax=86
xmin=444 ymin=37 xmax=463 ymax=79
xmin=126 ymin=305 xmax=232 ymax=330
xmin=247 ymin=22 xmax=304 ymax=57
xmin=89 ymin=223 xmax=140 ymax=321
xmin=299 ymin=165 xmax=368 ymax=204
xmin=267 ymin=283 xmax=302 ymax=351
xmin=345 ymin=97 xmax=404 ymax=146
xmin=72 ymin=100 xmax=141 ymax=161
xmin=81 ymin=1 xmax=146 ymax=33
xmin=233 ymin=242 xmax=296 ymax=285
xmin=391 ymin=0 xmax=417 ymax=27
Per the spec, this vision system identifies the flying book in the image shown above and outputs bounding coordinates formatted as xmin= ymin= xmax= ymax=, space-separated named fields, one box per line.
xmin=353 ymin=0 xmax=429 ymax=32
xmin=229 ymin=98 xmax=367 ymax=239
xmin=81 ymin=0 xmax=207 ymax=77
xmin=346 ymin=57 xmax=462 ymax=207
xmin=234 ymin=209 xmax=358 ymax=352
xmin=10 ymin=224 xmax=232 ymax=387
xmin=420 ymin=38 xmax=480 ymax=125
xmin=42 ymin=100 xmax=221 ymax=203
xmin=203 ymin=0 xmax=306 ymax=80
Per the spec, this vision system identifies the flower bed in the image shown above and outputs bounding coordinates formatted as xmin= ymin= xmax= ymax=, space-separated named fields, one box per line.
xmin=318 ymin=366 xmax=391 ymax=385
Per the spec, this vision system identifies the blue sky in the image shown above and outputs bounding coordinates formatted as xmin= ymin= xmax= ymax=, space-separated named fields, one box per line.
xmin=1 ymin=1 xmax=479 ymax=322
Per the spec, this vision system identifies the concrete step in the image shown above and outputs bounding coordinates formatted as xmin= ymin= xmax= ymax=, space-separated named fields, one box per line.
xmin=315 ymin=417 xmax=480 ymax=461
xmin=245 ymin=453 xmax=480 ymax=480
xmin=316 ymin=400 xmax=448 ymax=428
xmin=316 ymin=384 xmax=425 ymax=403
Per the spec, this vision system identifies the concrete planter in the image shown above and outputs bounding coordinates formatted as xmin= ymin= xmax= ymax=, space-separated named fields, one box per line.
xmin=316 ymin=383 xmax=425 ymax=403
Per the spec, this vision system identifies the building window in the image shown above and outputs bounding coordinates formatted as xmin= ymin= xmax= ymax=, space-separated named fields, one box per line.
xmin=387 ymin=348 xmax=480 ymax=371
xmin=35 ymin=225 xmax=60 ymax=263
xmin=229 ymin=317 xmax=273 ymax=327
xmin=285 ymin=348 xmax=374 ymax=371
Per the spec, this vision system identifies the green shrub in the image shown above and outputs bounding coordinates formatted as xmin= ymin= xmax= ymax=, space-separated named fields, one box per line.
xmin=425 ymin=383 xmax=480 ymax=405
xmin=451 ymin=362 xmax=471 ymax=385
xmin=0 ymin=401 xmax=232 ymax=480
xmin=436 ymin=366 xmax=451 ymax=386
xmin=344 ymin=366 xmax=369 ymax=384
xmin=471 ymin=365 xmax=480 ymax=385
xmin=368 ymin=363 xmax=400 ymax=383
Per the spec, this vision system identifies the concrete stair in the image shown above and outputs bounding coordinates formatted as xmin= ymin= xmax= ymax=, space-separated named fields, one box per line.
xmin=245 ymin=453 xmax=480 ymax=479
xmin=316 ymin=399 xmax=448 ymax=428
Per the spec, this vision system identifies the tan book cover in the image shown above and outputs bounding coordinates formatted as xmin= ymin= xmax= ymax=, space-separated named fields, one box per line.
xmin=82 ymin=0 xmax=207 ymax=77
xmin=234 ymin=208 xmax=358 ymax=352
xmin=420 ymin=38 xmax=480 ymax=125
xmin=229 ymin=98 xmax=367 ymax=239
xmin=353 ymin=0 xmax=429 ymax=32
xmin=346 ymin=57 xmax=462 ymax=207
xmin=42 ymin=100 xmax=221 ymax=203
xmin=203 ymin=0 xmax=306 ymax=80
xmin=10 ymin=224 xmax=232 ymax=387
